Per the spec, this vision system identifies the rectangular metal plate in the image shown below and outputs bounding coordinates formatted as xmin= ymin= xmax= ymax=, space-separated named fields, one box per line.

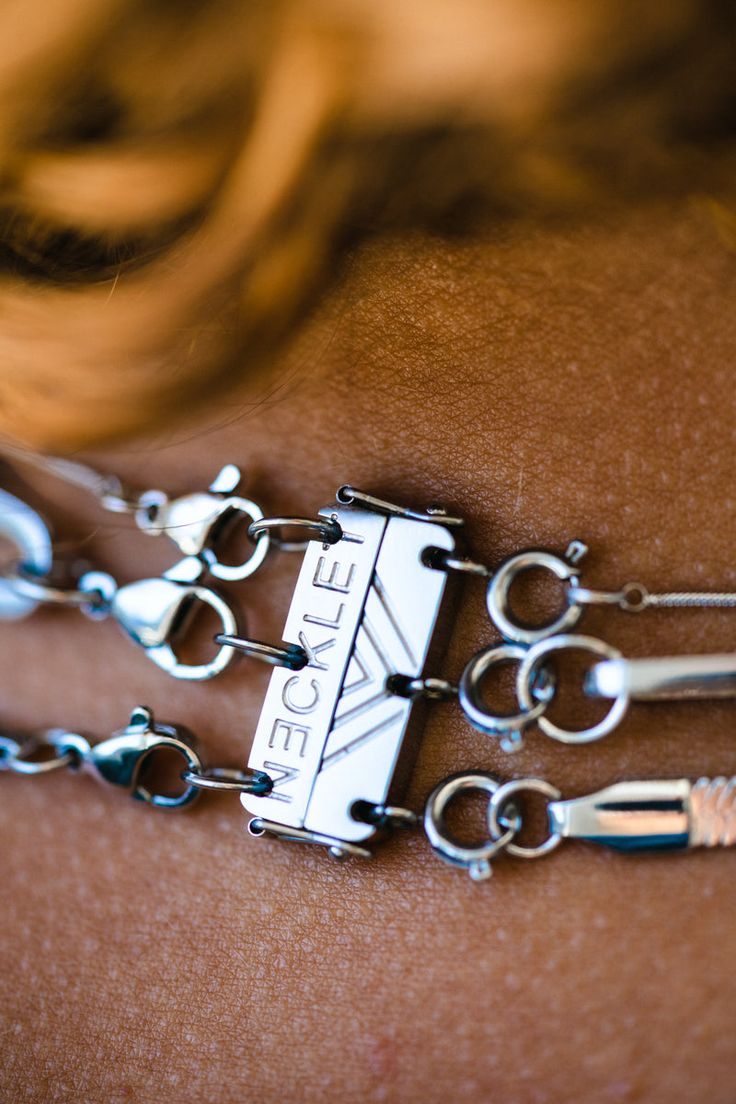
xmin=241 ymin=504 xmax=386 ymax=827
xmin=241 ymin=503 xmax=455 ymax=843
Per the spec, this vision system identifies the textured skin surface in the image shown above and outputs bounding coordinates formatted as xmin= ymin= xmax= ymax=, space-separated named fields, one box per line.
xmin=2 ymin=195 xmax=736 ymax=1102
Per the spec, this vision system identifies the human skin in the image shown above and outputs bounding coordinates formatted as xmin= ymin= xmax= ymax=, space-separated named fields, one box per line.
xmin=2 ymin=190 xmax=736 ymax=1103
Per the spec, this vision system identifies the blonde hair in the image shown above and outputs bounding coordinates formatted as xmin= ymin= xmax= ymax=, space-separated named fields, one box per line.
xmin=0 ymin=0 xmax=732 ymax=450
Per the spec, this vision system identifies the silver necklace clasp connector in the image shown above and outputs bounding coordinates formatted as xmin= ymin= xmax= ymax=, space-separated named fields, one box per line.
xmin=84 ymin=706 xmax=203 ymax=808
xmin=242 ymin=491 xmax=461 ymax=856
xmin=135 ymin=464 xmax=270 ymax=582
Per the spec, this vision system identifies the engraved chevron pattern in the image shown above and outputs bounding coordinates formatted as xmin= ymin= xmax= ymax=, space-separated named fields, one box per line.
xmin=320 ymin=569 xmax=415 ymax=769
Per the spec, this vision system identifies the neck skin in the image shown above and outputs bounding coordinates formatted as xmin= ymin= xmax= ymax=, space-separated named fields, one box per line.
xmin=3 ymin=192 xmax=736 ymax=1103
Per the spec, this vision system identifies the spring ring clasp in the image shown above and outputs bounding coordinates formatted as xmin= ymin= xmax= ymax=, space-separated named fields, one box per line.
xmin=486 ymin=548 xmax=585 ymax=645
xmin=424 ymin=772 xmax=563 ymax=879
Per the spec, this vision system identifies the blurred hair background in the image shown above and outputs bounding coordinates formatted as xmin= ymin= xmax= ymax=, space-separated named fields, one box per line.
xmin=0 ymin=0 xmax=733 ymax=449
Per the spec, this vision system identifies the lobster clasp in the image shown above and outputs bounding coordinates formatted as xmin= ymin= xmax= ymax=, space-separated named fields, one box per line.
xmin=81 ymin=557 xmax=240 ymax=681
xmin=135 ymin=464 xmax=270 ymax=581
xmin=85 ymin=706 xmax=203 ymax=808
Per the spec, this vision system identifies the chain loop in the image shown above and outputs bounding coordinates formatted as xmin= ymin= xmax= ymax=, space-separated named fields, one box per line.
xmin=422 ymin=547 xmax=491 ymax=577
xmin=487 ymin=778 xmax=562 ymax=858
xmin=1 ymin=728 xmax=90 ymax=775
xmin=214 ymin=634 xmax=307 ymax=670
xmin=516 ymin=634 xmax=629 ymax=744
xmin=181 ymin=766 xmax=273 ymax=794
xmin=247 ymin=515 xmax=342 ymax=552
xmin=424 ymin=772 xmax=564 ymax=877
xmin=1 ymin=564 xmax=93 ymax=609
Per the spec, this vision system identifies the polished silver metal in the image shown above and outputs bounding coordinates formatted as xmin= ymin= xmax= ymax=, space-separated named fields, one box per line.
xmin=567 ymin=582 xmax=649 ymax=612
xmin=385 ymin=674 xmax=458 ymax=701
xmin=422 ymin=548 xmax=491 ymax=577
xmin=83 ymin=705 xmax=203 ymax=808
xmin=426 ymin=771 xmax=736 ymax=876
xmin=487 ymin=777 xmax=562 ymax=858
xmin=136 ymin=464 xmax=270 ymax=581
xmin=0 ymin=704 xmax=281 ymax=810
xmin=423 ymin=772 xmax=520 ymax=881
xmin=181 ymin=766 xmax=273 ymax=794
xmin=242 ymin=498 xmax=457 ymax=851
xmin=79 ymin=558 xmax=239 ymax=681
xmin=0 ymin=454 xmax=271 ymax=578
xmin=0 ymin=705 xmax=205 ymax=807
xmin=564 ymin=540 xmax=589 ymax=565
xmin=247 ymin=515 xmax=342 ymax=552
xmin=568 ymin=580 xmax=736 ymax=612
xmin=0 ymin=734 xmax=21 ymax=767
xmin=548 ymin=777 xmax=736 ymax=850
xmin=247 ymin=817 xmax=372 ymax=860
xmin=548 ymin=779 xmax=692 ymax=850
xmin=586 ymin=653 xmax=736 ymax=701
xmin=214 ymin=633 xmax=307 ymax=670
xmin=0 ymin=442 xmax=143 ymax=513
xmin=336 ymin=485 xmax=465 ymax=528
xmin=2 ymin=564 xmax=95 ymax=609
xmin=0 ymin=490 xmax=53 ymax=619
xmin=459 ymin=643 xmax=554 ymax=751
xmin=517 ymin=634 xmax=629 ymax=744
xmin=351 ymin=801 xmax=419 ymax=829
xmin=1 ymin=728 xmax=88 ymax=775
xmin=486 ymin=549 xmax=583 ymax=645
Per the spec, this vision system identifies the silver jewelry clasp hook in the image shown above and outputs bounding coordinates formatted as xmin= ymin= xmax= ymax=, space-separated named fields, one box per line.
xmin=84 ymin=705 xmax=203 ymax=808
xmin=79 ymin=557 xmax=239 ymax=681
xmin=135 ymin=464 xmax=270 ymax=581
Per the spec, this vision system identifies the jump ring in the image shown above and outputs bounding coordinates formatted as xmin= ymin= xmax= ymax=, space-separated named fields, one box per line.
xmin=619 ymin=582 xmax=650 ymax=613
xmin=0 ymin=734 xmax=21 ymax=769
xmin=423 ymin=548 xmax=492 ymax=577
xmin=214 ymin=635 xmax=307 ymax=670
xmin=517 ymin=634 xmax=629 ymax=744
xmin=488 ymin=778 xmax=562 ymax=859
xmin=181 ymin=767 xmax=273 ymax=794
xmin=199 ymin=497 xmax=271 ymax=582
xmin=247 ymin=515 xmax=342 ymax=553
